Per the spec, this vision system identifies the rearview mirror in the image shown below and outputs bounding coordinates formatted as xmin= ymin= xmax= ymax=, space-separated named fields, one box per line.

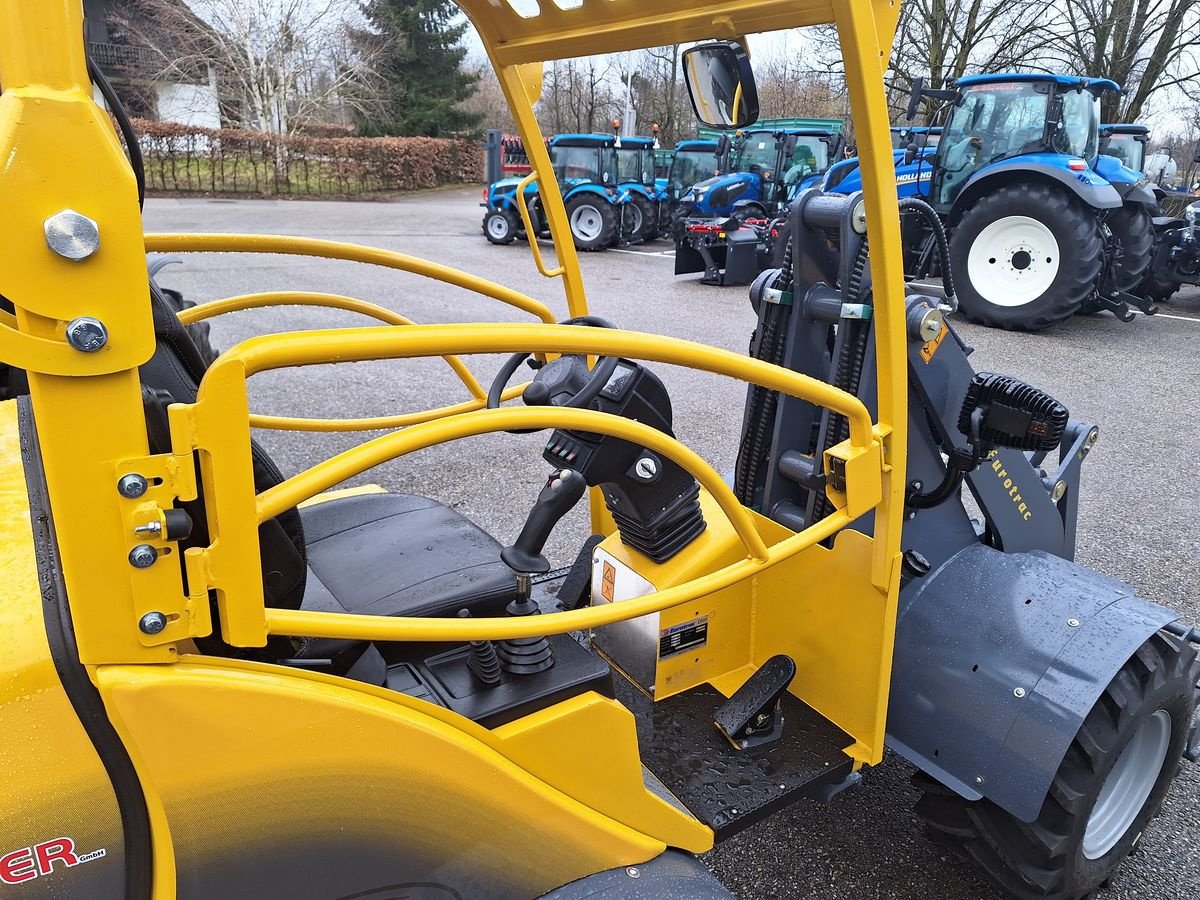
xmin=682 ymin=41 xmax=759 ymax=130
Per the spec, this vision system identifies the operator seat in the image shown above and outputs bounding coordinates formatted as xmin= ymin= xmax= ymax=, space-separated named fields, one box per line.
xmin=76 ymin=283 xmax=517 ymax=661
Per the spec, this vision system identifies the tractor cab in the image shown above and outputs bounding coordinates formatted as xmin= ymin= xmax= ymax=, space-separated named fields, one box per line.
xmin=681 ymin=128 xmax=841 ymax=221
xmin=663 ymin=139 xmax=724 ymax=200
xmin=549 ymin=133 xmax=620 ymax=190
xmin=931 ymin=74 xmax=1114 ymax=209
xmin=614 ymin=135 xmax=663 ymax=241
xmin=1101 ymin=123 xmax=1151 ymax=175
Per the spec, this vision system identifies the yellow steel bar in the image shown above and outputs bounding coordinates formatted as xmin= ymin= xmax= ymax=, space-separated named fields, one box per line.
xmin=255 ymin=405 xmax=771 ymax=563
xmin=263 ymin=508 xmax=851 ymax=644
xmin=144 ymin=233 xmax=558 ymax=324
xmin=177 ymin=291 xmax=486 ymax=401
xmin=0 ymin=0 xmax=90 ymax=90
xmin=495 ymin=64 xmax=591 ymax=320
xmin=836 ymin=0 xmax=907 ymax=591
xmin=203 ymin=324 xmax=875 ymax=449
xmin=512 ymin=171 xmax=567 ymax=279
xmin=457 ymin=0 xmax=836 ymax=67
xmin=247 ymin=384 xmax=527 ymax=433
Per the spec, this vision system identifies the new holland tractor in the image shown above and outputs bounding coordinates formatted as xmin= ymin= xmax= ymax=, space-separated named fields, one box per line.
xmin=483 ymin=133 xmax=628 ymax=251
xmin=675 ymin=128 xmax=844 ymax=285
xmin=2 ymin=3 xmax=1197 ymax=900
xmin=658 ymin=137 xmax=725 ymax=222
xmin=829 ymin=74 xmax=1159 ymax=330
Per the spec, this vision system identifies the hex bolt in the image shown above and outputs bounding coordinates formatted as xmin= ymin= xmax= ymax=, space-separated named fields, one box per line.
xmin=44 ymin=209 xmax=100 ymax=260
xmin=1068 ymin=618 xmax=1081 ymax=628
xmin=138 ymin=611 xmax=167 ymax=635
xmin=117 ymin=473 xmax=149 ymax=499
xmin=65 ymin=316 xmax=108 ymax=353
xmin=128 ymin=544 xmax=158 ymax=569
xmin=1013 ymin=687 xmax=1027 ymax=699
xmin=134 ymin=521 xmax=163 ymax=536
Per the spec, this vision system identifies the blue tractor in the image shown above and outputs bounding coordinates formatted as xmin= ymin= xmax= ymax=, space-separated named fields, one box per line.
xmin=658 ymin=138 xmax=726 ymax=222
xmin=613 ymin=136 xmax=665 ymax=243
xmin=482 ymin=133 xmax=626 ymax=252
xmin=1100 ymin=123 xmax=1150 ymax=177
xmin=828 ymin=74 xmax=1158 ymax=330
xmin=676 ymin=128 xmax=844 ymax=225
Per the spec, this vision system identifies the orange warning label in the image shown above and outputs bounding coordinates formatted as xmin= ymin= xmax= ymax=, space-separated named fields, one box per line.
xmin=920 ymin=325 xmax=948 ymax=363
xmin=600 ymin=561 xmax=616 ymax=602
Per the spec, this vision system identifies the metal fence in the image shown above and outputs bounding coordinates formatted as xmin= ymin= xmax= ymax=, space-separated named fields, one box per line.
xmin=135 ymin=120 xmax=485 ymax=198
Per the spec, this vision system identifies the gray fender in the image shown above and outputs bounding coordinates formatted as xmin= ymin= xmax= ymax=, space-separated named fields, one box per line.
xmin=1112 ymin=179 xmax=1158 ymax=208
xmin=887 ymin=543 xmax=1178 ymax=823
xmin=957 ymin=160 xmax=1123 ymax=212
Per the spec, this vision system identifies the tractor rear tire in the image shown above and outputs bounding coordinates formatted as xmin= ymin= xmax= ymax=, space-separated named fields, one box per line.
xmin=1106 ymin=203 xmax=1154 ymax=293
xmin=566 ymin=195 xmax=617 ymax=251
xmin=1138 ymin=271 xmax=1181 ymax=304
xmin=950 ymin=183 xmax=1103 ymax=330
xmin=483 ymin=208 xmax=519 ymax=245
xmin=627 ymin=194 xmax=658 ymax=243
xmin=915 ymin=630 xmax=1199 ymax=900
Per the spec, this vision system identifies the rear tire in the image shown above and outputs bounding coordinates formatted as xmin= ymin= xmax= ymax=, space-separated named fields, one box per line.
xmin=950 ymin=183 xmax=1103 ymax=330
xmin=483 ymin=208 xmax=519 ymax=245
xmin=915 ymin=630 xmax=1199 ymax=899
xmin=1106 ymin=203 xmax=1154 ymax=293
xmin=627 ymin=194 xmax=658 ymax=243
xmin=566 ymin=195 xmax=616 ymax=251
xmin=1138 ymin=271 xmax=1181 ymax=304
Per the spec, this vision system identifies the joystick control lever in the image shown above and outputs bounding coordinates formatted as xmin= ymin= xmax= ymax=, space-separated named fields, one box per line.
xmin=501 ymin=469 xmax=587 ymax=575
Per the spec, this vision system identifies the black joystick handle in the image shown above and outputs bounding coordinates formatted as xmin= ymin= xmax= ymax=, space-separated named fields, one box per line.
xmin=501 ymin=469 xmax=587 ymax=574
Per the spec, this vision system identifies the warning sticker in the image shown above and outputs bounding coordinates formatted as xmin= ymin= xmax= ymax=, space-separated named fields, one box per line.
xmin=920 ymin=325 xmax=948 ymax=363
xmin=658 ymin=617 xmax=709 ymax=659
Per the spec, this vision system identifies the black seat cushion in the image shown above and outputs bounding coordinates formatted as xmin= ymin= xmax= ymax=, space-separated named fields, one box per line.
xmin=300 ymin=493 xmax=517 ymax=620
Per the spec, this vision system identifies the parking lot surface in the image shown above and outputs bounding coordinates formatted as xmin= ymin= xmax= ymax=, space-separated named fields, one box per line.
xmin=145 ymin=187 xmax=1199 ymax=899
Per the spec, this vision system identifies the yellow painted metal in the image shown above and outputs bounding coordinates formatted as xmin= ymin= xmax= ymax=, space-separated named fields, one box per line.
xmin=96 ymin=656 xmax=679 ymax=893
xmin=144 ymin=232 xmax=559 ymax=324
xmin=177 ymin=291 xmax=486 ymax=399
xmin=834 ymin=0 xmax=908 ymax=591
xmin=494 ymin=65 xmax=592 ymax=321
xmin=492 ymin=693 xmax=712 ymax=852
xmin=460 ymin=0 xmax=845 ymax=66
xmin=0 ymin=400 xmax=129 ymax=862
xmin=512 ymin=171 xmax=567 ymax=278
xmin=0 ymin=0 xmax=170 ymax=665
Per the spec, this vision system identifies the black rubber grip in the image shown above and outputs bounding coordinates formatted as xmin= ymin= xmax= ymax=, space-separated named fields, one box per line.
xmin=501 ymin=469 xmax=587 ymax=574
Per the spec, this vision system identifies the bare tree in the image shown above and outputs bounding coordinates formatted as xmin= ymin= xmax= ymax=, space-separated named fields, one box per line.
xmin=538 ymin=57 xmax=620 ymax=134
xmin=1038 ymin=0 xmax=1200 ymax=121
xmin=458 ymin=60 xmax=516 ymax=134
xmin=112 ymin=0 xmax=380 ymax=135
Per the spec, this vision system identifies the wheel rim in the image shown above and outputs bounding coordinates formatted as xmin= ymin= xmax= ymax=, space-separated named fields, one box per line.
xmin=628 ymin=203 xmax=644 ymax=234
xmin=486 ymin=214 xmax=510 ymax=240
xmin=570 ymin=204 xmax=604 ymax=241
xmin=1082 ymin=709 xmax=1172 ymax=860
xmin=965 ymin=215 xmax=1060 ymax=307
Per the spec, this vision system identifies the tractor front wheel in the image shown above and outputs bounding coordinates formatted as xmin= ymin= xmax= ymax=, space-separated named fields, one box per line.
xmin=916 ymin=630 xmax=1199 ymax=899
xmin=951 ymin=183 xmax=1103 ymax=330
xmin=483 ymin=208 xmax=519 ymax=245
xmin=566 ymin=196 xmax=617 ymax=251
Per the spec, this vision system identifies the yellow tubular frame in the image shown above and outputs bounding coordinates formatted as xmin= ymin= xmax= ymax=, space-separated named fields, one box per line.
xmin=175 ymin=290 xmax=527 ymax=431
xmin=171 ymin=323 xmax=879 ymax=648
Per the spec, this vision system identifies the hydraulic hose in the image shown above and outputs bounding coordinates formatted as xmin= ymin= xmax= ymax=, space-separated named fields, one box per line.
xmin=898 ymin=196 xmax=955 ymax=309
xmin=88 ymin=56 xmax=146 ymax=210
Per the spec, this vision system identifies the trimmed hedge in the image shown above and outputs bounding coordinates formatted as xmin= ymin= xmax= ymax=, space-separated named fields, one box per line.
xmin=134 ymin=119 xmax=484 ymax=198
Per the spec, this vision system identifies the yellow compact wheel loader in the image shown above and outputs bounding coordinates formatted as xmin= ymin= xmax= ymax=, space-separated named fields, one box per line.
xmin=0 ymin=2 xmax=1196 ymax=898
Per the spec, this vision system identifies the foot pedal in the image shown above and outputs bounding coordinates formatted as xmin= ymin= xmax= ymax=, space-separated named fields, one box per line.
xmin=557 ymin=534 xmax=605 ymax=611
xmin=714 ymin=655 xmax=796 ymax=750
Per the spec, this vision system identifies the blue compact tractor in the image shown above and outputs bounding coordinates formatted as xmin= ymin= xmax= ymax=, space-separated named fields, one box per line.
xmin=482 ymin=133 xmax=626 ymax=252
xmin=829 ymin=75 xmax=1159 ymax=329
xmin=614 ymin=136 xmax=665 ymax=243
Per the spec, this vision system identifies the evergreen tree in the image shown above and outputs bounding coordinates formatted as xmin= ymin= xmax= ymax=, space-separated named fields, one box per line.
xmin=354 ymin=0 xmax=483 ymax=137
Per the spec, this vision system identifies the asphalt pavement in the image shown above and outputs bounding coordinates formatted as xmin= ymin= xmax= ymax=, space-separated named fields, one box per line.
xmin=144 ymin=187 xmax=1199 ymax=900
